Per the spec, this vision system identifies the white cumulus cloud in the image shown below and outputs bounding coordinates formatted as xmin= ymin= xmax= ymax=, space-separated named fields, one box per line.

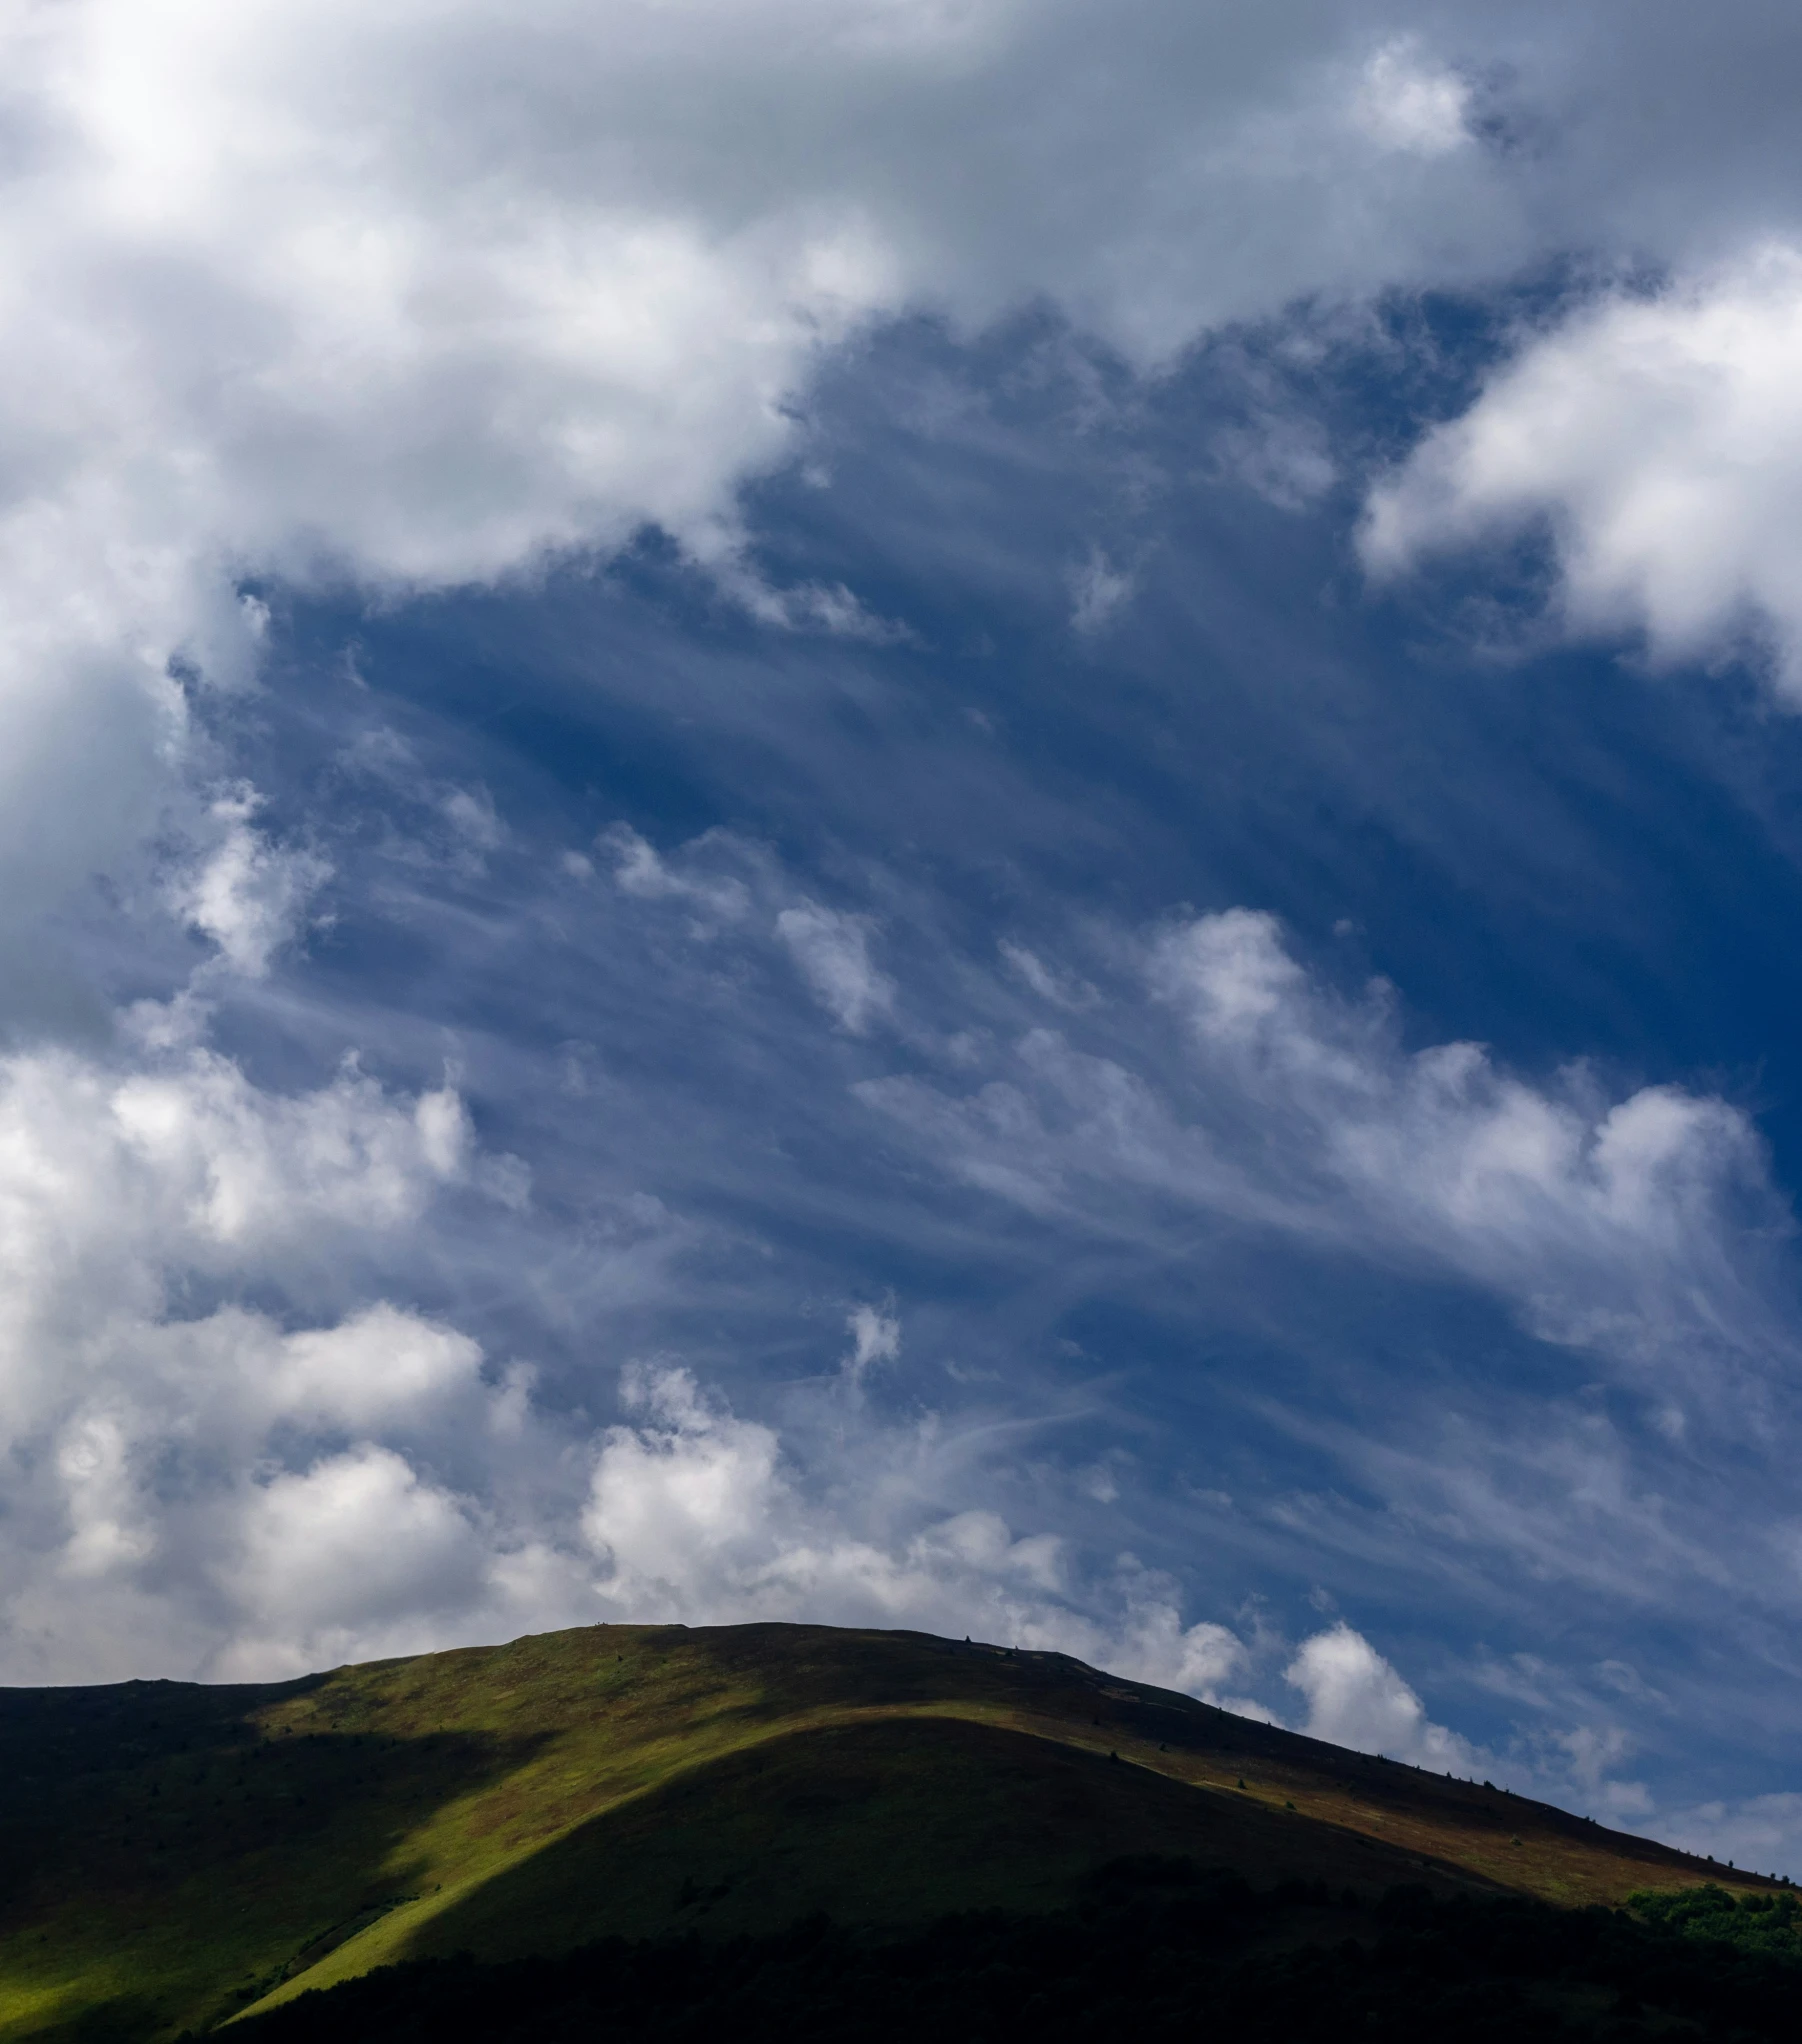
xmin=225 ymin=1446 xmax=493 ymax=1667
xmin=581 ymin=1360 xmax=1255 ymax=1699
xmin=1365 ymin=243 xmax=1802 ymax=694
xmin=1286 ymin=1621 xmax=1475 ymax=1769
xmin=0 ymin=1020 xmax=571 ymax=1683
xmin=169 ymin=785 xmax=331 ymax=978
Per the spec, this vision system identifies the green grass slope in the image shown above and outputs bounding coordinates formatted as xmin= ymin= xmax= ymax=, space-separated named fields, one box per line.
xmin=0 ymin=1622 xmax=1773 ymax=2040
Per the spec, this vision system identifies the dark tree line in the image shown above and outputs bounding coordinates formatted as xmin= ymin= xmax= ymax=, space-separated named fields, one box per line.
xmin=220 ymin=1863 xmax=1802 ymax=2044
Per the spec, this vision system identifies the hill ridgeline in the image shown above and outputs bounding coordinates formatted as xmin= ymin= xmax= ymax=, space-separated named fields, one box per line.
xmin=0 ymin=1621 xmax=1774 ymax=2039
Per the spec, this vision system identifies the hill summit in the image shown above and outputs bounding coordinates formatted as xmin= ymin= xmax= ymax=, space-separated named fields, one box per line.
xmin=0 ymin=1621 xmax=1772 ymax=2038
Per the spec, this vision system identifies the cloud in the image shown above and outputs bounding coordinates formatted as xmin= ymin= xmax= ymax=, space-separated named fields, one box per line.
xmin=582 ymin=1364 xmax=786 ymax=1606
xmin=1001 ymin=941 xmax=1099 ymax=1012
xmin=1553 ymin=1724 xmax=1652 ymax=1818
xmin=0 ymin=960 xmax=1288 ymax=1693
xmin=1660 ymin=1793 xmax=1802 ymax=1879
xmin=10 ymin=0 xmax=1802 ymax=972
xmin=441 ymin=786 xmax=506 ymax=856
xmin=0 ymin=926 xmax=1647 ymax=1791
xmin=226 ymin=1446 xmax=491 ymax=1659
xmin=169 ymin=785 xmax=331 ymax=978
xmin=844 ymin=1302 xmax=901 ymax=1383
xmin=1285 ymin=1621 xmax=1475 ymax=1768
xmin=1364 ymin=243 xmax=1802 ymax=694
xmin=0 ymin=1045 xmax=470 ymax=1299
xmin=776 ymin=902 xmax=896 ymax=1034
xmin=578 ymin=1374 xmax=1551 ymax=1775
xmin=1348 ymin=37 xmax=1472 ymax=157
xmin=1069 ymin=549 xmax=1136 ymax=635
xmin=581 ymin=1361 xmax=1253 ymax=1699
xmin=867 ymin=907 xmax=1789 ymax=1402
xmin=274 ymin=1305 xmax=486 ymax=1432
xmin=601 ymin=823 xmax=752 ymax=925
xmin=1151 ymin=912 xmax=1774 ymax=1340
xmin=0 ymin=1015 xmax=574 ymax=1682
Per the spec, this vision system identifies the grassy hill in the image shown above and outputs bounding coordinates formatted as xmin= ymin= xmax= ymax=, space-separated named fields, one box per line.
xmin=0 ymin=1621 xmax=1776 ymax=2040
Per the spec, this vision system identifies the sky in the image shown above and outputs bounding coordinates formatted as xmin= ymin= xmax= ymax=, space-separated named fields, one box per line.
xmin=11 ymin=0 xmax=1802 ymax=1877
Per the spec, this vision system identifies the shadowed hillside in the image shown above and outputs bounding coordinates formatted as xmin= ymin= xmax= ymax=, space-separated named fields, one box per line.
xmin=238 ymin=1876 xmax=1802 ymax=2044
xmin=0 ymin=1622 xmax=1775 ymax=2040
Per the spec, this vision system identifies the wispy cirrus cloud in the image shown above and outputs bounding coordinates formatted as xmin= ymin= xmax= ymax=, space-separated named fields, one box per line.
xmin=866 ymin=906 xmax=1790 ymax=1403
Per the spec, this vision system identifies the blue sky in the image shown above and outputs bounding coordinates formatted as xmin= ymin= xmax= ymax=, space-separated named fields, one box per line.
xmin=10 ymin=0 xmax=1802 ymax=1878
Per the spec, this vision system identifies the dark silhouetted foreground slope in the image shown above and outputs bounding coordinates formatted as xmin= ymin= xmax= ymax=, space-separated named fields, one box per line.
xmin=239 ymin=1871 xmax=1802 ymax=2044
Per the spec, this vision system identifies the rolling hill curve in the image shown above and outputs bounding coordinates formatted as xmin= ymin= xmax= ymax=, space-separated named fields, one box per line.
xmin=0 ymin=1622 xmax=1774 ymax=2040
